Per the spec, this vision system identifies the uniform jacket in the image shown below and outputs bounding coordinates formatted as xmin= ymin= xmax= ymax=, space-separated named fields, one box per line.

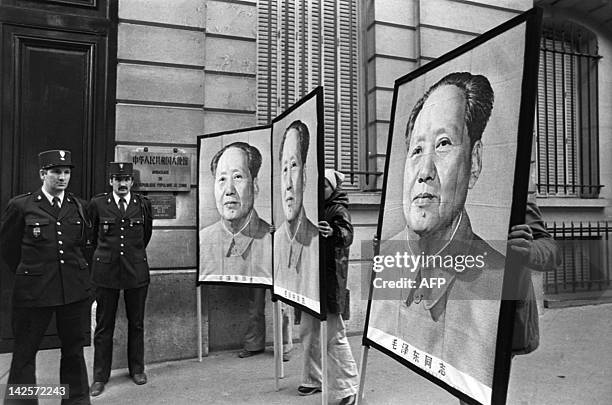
xmin=0 ymin=189 xmax=91 ymax=307
xmin=198 ymin=209 xmax=272 ymax=285
xmin=87 ymin=193 xmax=153 ymax=289
xmin=322 ymin=187 xmax=353 ymax=314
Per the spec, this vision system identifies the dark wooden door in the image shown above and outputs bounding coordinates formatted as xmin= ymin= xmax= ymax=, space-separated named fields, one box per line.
xmin=0 ymin=0 xmax=117 ymax=353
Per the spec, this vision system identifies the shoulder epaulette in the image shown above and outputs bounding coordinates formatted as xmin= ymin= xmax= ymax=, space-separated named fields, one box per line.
xmin=13 ymin=192 xmax=32 ymax=200
xmin=93 ymin=192 xmax=109 ymax=199
xmin=133 ymin=193 xmax=149 ymax=200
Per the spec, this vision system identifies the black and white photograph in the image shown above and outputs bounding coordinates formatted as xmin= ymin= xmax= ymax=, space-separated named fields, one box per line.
xmin=0 ymin=1 xmax=610 ymax=405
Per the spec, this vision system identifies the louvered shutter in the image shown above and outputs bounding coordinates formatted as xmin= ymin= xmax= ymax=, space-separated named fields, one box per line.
xmin=257 ymin=0 xmax=360 ymax=189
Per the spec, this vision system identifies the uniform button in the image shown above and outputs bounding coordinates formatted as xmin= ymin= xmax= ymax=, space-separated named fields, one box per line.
xmin=120 ymin=243 xmax=124 ymax=247
xmin=57 ymin=231 xmax=62 ymax=235
xmin=121 ymin=228 xmax=125 ymax=231
xmin=58 ymin=241 xmax=63 ymax=245
xmin=59 ymin=250 xmax=64 ymax=254
xmin=120 ymin=252 xmax=124 ymax=255
xmin=60 ymin=260 xmax=65 ymax=264
xmin=56 ymin=221 xmax=61 ymax=226
xmin=24 ymin=270 xmax=29 ymax=274
xmin=120 ymin=236 xmax=124 ymax=239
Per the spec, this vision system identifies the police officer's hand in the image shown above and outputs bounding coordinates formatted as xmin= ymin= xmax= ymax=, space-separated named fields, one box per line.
xmin=507 ymin=224 xmax=533 ymax=260
xmin=318 ymin=221 xmax=333 ymax=238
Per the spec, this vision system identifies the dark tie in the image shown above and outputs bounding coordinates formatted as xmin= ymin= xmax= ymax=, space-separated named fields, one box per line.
xmin=52 ymin=197 xmax=61 ymax=217
xmin=119 ymin=197 xmax=126 ymax=216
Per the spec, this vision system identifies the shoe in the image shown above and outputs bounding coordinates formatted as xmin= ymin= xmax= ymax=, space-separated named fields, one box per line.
xmin=238 ymin=349 xmax=264 ymax=358
xmin=90 ymin=381 xmax=105 ymax=396
xmin=297 ymin=386 xmax=321 ymax=396
xmin=132 ymin=373 xmax=147 ymax=385
xmin=339 ymin=394 xmax=356 ymax=405
xmin=282 ymin=351 xmax=291 ymax=362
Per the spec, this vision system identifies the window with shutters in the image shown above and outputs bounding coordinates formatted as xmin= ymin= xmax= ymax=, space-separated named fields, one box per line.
xmin=257 ymin=0 xmax=361 ymax=189
xmin=535 ymin=20 xmax=601 ymax=198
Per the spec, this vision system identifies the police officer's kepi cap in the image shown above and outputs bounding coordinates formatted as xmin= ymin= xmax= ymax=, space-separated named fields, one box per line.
xmin=108 ymin=162 xmax=134 ymax=177
xmin=39 ymin=150 xmax=74 ymax=169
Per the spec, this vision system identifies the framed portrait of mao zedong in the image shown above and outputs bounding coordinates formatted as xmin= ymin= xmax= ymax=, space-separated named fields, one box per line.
xmin=271 ymin=87 xmax=326 ymax=319
xmin=197 ymin=125 xmax=274 ymax=288
xmin=363 ymin=9 xmax=542 ymax=405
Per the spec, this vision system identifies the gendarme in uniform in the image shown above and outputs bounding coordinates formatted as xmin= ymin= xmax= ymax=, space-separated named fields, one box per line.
xmin=0 ymin=149 xmax=91 ymax=405
xmin=87 ymin=162 xmax=153 ymax=396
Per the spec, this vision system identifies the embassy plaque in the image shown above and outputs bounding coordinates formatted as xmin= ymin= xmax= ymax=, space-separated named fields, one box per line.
xmin=116 ymin=146 xmax=192 ymax=191
xmin=148 ymin=194 xmax=177 ymax=219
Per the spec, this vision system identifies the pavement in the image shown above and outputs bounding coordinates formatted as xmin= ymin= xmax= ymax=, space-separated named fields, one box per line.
xmin=1 ymin=303 xmax=611 ymax=405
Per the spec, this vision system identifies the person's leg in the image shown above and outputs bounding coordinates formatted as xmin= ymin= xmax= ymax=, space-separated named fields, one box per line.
xmin=56 ymin=299 xmax=91 ymax=405
xmin=281 ymin=302 xmax=294 ymax=356
xmin=5 ymin=306 xmax=53 ymax=405
xmin=241 ymin=287 xmax=265 ymax=354
xmin=124 ymin=285 xmax=148 ymax=378
xmin=326 ymin=313 xmax=359 ymax=401
xmin=93 ymin=287 xmax=120 ymax=383
xmin=299 ymin=312 xmax=322 ymax=391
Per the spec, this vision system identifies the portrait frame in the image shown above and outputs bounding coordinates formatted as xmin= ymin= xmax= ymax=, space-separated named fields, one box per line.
xmin=196 ymin=125 xmax=274 ymax=289
xmin=271 ymin=86 xmax=326 ymax=320
xmin=363 ymin=8 xmax=542 ymax=405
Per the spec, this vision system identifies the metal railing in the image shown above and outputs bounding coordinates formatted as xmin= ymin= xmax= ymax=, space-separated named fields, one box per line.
xmin=545 ymin=221 xmax=611 ymax=294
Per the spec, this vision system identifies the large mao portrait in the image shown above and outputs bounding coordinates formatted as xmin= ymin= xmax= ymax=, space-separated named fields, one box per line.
xmin=364 ymin=10 xmax=541 ymax=405
xmin=272 ymin=87 xmax=325 ymax=318
xmin=197 ymin=126 xmax=273 ymax=287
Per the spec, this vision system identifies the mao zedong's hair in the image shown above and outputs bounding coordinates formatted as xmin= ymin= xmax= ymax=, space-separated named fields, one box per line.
xmin=210 ymin=141 xmax=263 ymax=178
xmin=405 ymin=72 xmax=494 ymax=148
xmin=278 ymin=120 xmax=310 ymax=164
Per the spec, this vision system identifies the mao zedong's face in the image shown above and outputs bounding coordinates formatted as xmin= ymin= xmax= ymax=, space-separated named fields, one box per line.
xmin=214 ymin=147 xmax=256 ymax=224
xmin=403 ymin=84 xmax=481 ymax=237
xmin=280 ymin=128 xmax=305 ymax=222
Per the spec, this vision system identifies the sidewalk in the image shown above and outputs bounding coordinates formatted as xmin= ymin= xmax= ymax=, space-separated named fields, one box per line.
xmin=1 ymin=303 xmax=611 ymax=404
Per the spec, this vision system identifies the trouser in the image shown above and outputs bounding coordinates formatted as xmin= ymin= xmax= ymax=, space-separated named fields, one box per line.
xmin=242 ymin=288 xmax=292 ymax=353
xmin=300 ymin=312 xmax=359 ymax=400
xmin=5 ymin=299 xmax=91 ymax=405
xmin=93 ymin=286 xmax=148 ymax=382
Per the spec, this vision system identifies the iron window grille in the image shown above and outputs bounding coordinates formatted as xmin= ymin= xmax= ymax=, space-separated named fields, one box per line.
xmin=545 ymin=221 xmax=611 ymax=295
xmin=535 ymin=20 xmax=602 ymax=198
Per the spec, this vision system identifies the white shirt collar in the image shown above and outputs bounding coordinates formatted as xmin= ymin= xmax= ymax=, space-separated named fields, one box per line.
xmin=41 ymin=188 xmax=65 ymax=207
xmin=112 ymin=192 xmax=131 ymax=208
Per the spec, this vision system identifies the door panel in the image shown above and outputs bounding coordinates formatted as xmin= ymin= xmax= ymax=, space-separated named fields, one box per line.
xmin=16 ymin=31 xmax=95 ymax=195
xmin=0 ymin=2 xmax=116 ymax=353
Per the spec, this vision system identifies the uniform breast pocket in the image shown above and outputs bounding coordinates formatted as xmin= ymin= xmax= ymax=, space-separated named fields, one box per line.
xmin=25 ymin=218 xmax=50 ymax=241
xmin=128 ymin=217 xmax=145 ymax=238
xmin=65 ymin=216 xmax=84 ymax=241
xmin=100 ymin=217 xmax=116 ymax=237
